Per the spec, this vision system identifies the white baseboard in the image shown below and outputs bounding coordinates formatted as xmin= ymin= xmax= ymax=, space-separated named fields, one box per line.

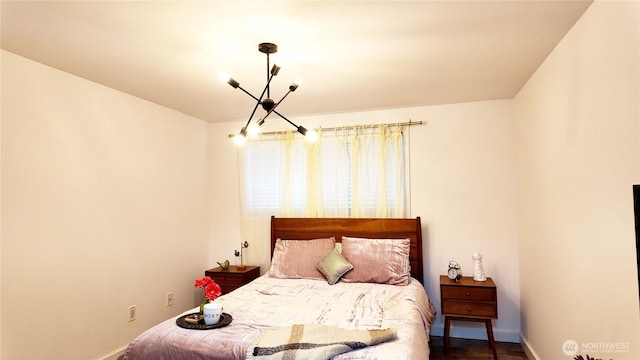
xmin=519 ymin=334 xmax=540 ymax=360
xmin=97 ymin=346 xmax=125 ymax=360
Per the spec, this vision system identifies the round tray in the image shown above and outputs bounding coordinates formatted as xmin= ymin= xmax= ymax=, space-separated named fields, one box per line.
xmin=176 ymin=312 xmax=232 ymax=330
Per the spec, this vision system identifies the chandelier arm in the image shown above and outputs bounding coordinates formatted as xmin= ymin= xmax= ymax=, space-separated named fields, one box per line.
xmin=237 ymin=85 xmax=261 ymax=102
xmin=260 ymin=89 xmax=293 ymax=124
xmin=272 ymin=110 xmax=299 ymax=129
xmin=242 ymin=73 xmax=277 ymax=129
xmin=273 ymin=89 xmax=293 ymax=109
xmin=235 ymin=87 xmax=260 ymax=133
xmin=242 ymin=101 xmax=261 ymax=130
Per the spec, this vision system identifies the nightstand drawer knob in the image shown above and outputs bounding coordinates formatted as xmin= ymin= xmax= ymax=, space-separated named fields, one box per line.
xmin=466 ymin=292 xmax=471 ymax=296
xmin=467 ymin=307 xmax=471 ymax=312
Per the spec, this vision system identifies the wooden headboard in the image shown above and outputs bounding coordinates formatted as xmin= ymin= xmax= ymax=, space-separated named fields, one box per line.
xmin=270 ymin=216 xmax=424 ymax=284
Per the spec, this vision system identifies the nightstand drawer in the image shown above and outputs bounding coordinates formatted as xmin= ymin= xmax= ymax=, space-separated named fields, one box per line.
xmin=442 ymin=300 xmax=497 ymax=318
xmin=442 ymin=286 xmax=496 ymax=302
xmin=214 ymin=279 xmax=245 ymax=290
xmin=211 ymin=275 xmax=245 ymax=284
xmin=205 ymin=265 xmax=260 ymax=294
xmin=217 ymin=282 xmax=243 ymax=293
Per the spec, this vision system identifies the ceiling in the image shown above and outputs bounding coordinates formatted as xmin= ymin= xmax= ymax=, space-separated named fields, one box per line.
xmin=1 ymin=1 xmax=593 ymax=124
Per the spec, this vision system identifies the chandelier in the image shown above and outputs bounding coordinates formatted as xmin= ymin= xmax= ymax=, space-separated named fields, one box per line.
xmin=223 ymin=43 xmax=317 ymax=144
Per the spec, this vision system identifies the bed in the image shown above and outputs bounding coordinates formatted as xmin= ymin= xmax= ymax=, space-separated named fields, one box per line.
xmin=119 ymin=217 xmax=435 ymax=360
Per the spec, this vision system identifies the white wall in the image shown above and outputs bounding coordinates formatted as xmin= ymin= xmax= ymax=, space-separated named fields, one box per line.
xmin=410 ymin=100 xmax=520 ymax=342
xmin=514 ymin=1 xmax=640 ymax=359
xmin=1 ymin=51 xmax=210 ymax=360
xmin=207 ymin=121 xmax=243 ymax=269
xmin=0 ymin=47 xmax=4 ymax=357
xmin=208 ymin=99 xmax=522 ymax=342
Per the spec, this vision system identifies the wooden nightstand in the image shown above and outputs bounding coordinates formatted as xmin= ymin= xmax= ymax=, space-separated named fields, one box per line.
xmin=440 ymin=275 xmax=498 ymax=359
xmin=205 ymin=265 xmax=260 ymax=294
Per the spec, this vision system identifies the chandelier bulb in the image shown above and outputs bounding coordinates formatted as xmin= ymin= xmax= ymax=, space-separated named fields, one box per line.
xmin=289 ymin=78 xmax=302 ymax=91
xmin=247 ymin=122 xmax=261 ymax=137
xmin=233 ymin=133 xmax=247 ymax=145
xmin=219 ymin=72 xmax=240 ymax=88
xmin=297 ymin=126 xmax=318 ymax=142
xmin=305 ymin=129 xmax=319 ymax=143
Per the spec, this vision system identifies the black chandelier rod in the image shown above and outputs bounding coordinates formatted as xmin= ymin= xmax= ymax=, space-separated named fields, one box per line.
xmin=259 ymin=85 xmax=297 ymax=126
xmin=271 ymin=110 xmax=309 ymax=135
xmin=239 ymin=73 xmax=276 ymax=131
xmin=272 ymin=110 xmax=296 ymax=128
xmin=266 ymin=52 xmax=271 ymax=99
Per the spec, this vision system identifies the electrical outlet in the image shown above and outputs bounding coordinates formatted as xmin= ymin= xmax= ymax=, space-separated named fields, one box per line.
xmin=128 ymin=305 xmax=136 ymax=322
xmin=166 ymin=292 xmax=174 ymax=307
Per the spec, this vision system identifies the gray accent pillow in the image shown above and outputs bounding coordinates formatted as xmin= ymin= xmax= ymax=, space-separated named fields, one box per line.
xmin=316 ymin=246 xmax=354 ymax=285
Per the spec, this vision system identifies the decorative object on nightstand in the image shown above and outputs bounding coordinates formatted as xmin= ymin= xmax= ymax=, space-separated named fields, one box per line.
xmin=447 ymin=260 xmax=462 ymax=281
xmin=472 ymin=252 xmax=487 ymax=281
xmin=234 ymin=241 xmax=249 ymax=270
xmin=205 ymin=265 xmax=260 ymax=294
xmin=217 ymin=259 xmax=230 ymax=270
xmin=440 ymin=275 xmax=498 ymax=359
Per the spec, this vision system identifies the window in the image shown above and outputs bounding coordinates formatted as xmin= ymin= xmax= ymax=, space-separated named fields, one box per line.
xmin=240 ymin=126 xmax=406 ymax=218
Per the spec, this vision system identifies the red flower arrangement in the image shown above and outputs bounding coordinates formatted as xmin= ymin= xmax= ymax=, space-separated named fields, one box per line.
xmin=194 ymin=276 xmax=222 ymax=313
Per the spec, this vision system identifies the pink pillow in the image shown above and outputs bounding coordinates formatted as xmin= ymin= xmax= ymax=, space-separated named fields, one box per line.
xmin=341 ymin=236 xmax=411 ymax=285
xmin=269 ymin=237 xmax=336 ymax=280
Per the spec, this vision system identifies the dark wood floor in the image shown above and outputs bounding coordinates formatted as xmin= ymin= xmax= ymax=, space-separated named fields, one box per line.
xmin=429 ymin=336 xmax=529 ymax=360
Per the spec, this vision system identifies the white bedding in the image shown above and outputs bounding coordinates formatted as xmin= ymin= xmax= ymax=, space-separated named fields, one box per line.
xmin=119 ymin=275 xmax=435 ymax=360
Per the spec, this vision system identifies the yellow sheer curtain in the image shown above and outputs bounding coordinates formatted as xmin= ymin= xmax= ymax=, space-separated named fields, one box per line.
xmin=349 ymin=124 xmax=405 ymax=218
xmin=237 ymin=125 xmax=406 ymax=273
xmin=322 ymin=129 xmax=350 ymax=217
xmin=389 ymin=126 xmax=405 ymax=218
xmin=305 ymin=133 xmax=323 ymax=217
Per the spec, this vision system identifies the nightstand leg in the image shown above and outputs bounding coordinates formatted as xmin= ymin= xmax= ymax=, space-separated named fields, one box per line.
xmin=484 ymin=319 xmax=497 ymax=359
xmin=443 ymin=316 xmax=451 ymax=353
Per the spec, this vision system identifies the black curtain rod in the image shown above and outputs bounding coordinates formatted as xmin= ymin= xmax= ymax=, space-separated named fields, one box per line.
xmin=228 ymin=120 xmax=423 ymax=138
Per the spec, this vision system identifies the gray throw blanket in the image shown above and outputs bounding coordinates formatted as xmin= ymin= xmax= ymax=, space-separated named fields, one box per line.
xmin=246 ymin=324 xmax=397 ymax=360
